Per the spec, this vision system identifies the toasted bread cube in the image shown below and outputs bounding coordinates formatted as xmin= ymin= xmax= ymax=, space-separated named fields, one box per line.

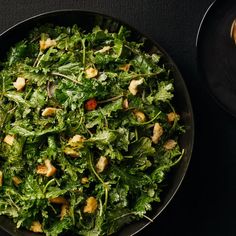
xmin=68 ymin=135 xmax=85 ymax=147
xmin=133 ymin=110 xmax=146 ymax=122
xmin=3 ymin=135 xmax=14 ymax=146
xmin=30 ymin=221 xmax=43 ymax=233
xmin=167 ymin=112 xmax=179 ymax=123
xmin=60 ymin=203 xmax=69 ymax=220
xmin=119 ymin=63 xmax=131 ymax=72
xmin=123 ymin=98 xmax=129 ymax=109
xmin=96 ymin=156 xmax=108 ymax=173
xmin=64 ymin=147 xmax=80 ymax=158
xmin=128 ymin=78 xmax=144 ymax=95
xmin=36 ymin=159 xmax=56 ymax=177
xmin=164 ymin=139 xmax=177 ymax=150
xmin=13 ymin=77 xmax=26 ymax=91
xmin=81 ymin=177 xmax=89 ymax=184
xmin=45 ymin=159 xmax=57 ymax=177
xmin=41 ymin=107 xmax=57 ymax=117
xmin=49 ymin=197 xmax=68 ymax=205
xmin=151 ymin=123 xmax=163 ymax=144
xmin=83 ymin=196 xmax=98 ymax=213
xmin=85 ymin=68 xmax=98 ymax=78
xmin=40 ymin=38 xmax=56 ymax=51
xmin=12 ymin=176 xmax=22 ymax=186
xmin=36 ymin=164 xmax=48 ymax=175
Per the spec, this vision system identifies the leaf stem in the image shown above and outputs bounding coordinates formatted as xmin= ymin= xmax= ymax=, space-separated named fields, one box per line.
xmin=88 ymin=153 xmax=104 ymax=185
xmin=81 ymin=39 xmax=86 ymax=67
xmin=133 ymin=111 xmax=161 ymax=126
xmin=33 ymin=51 xmax=43 ymax=67
xmin=43 ymin=178 xmax=56 ymax=193
xmin=51 ymin=72 xmax=82 ymax=85
xmin=97 ymin=95 xmax=124 ymax=104
xmin=88 ymin=153 xmax=109 ymax=210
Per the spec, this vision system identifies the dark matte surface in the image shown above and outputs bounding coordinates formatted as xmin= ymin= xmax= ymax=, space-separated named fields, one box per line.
xmin=0 ymin=0 xmax=235 ymax=236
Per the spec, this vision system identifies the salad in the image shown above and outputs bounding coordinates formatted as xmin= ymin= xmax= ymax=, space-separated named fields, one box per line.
xmin=0 ymin=24 xmax=184 ymax=235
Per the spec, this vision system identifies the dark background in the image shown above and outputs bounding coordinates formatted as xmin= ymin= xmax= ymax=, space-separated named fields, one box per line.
xmin=0 ymin=0 xmax=235 ymax=236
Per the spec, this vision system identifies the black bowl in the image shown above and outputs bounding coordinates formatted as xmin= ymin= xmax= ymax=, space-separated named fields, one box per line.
xmin=0 ymin=10 xmax=194 ymax=236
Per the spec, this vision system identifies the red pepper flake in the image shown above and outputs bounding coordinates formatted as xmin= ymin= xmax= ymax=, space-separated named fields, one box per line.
xmin=85 ymin=98 xmax=97 ymax=111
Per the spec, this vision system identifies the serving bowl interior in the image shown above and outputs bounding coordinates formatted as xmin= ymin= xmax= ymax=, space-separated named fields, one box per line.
xmin=0 ymin=10 xmax=194 ymax=236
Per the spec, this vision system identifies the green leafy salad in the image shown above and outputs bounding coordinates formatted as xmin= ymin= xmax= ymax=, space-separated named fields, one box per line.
xmin=0 ymin=24 xmax=184 ymax=235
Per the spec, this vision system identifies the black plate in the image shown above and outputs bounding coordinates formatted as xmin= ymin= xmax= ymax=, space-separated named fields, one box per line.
xmin=0 ymin=10 xmax=194 ymax=236
xmin=197 ymin=0 xmax=236 ymax=116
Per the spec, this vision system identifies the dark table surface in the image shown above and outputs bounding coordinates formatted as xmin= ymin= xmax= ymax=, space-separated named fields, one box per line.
xmin=0 ymin=0 xmax=235 ymax=236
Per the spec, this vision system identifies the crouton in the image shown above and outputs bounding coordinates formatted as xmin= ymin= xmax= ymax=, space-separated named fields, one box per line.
xmin=151 ymin=123 xmax=163 ymax=144
xmin=83 ymin=196 xmax=98 ymax=213
xmin=30 ymin=221 xmax=43 ymax=233
xmin=36 ymin=159 xmax=56 ymax=177
xmin=164 ymin=139 xmax=177 ymax=150
xmin=12 ymin=176 xmax=22 ymax=186
xmin=119 ymin=64 xmax=131 ymax=72
xmin=123 ymin=98 xmax=129 ymax=109
xmin=68 ymin=135 xmax=85 ymax=147
xmin=81 ymin=177 xmax=89 ymax=184
xmin=96 ymin=156 xmax=108 ymax=173
xmin=49 ymin=197 xmax=68 ymax=205
xmin=85 ymin=68 xmax=98 ymax=78
xmin=60 ymin=203 xmax=69 ymax=220
xmin=41 ymin=107 xmax=57 ymax=117
xmin=13 ymin=77 xmax=26 ymax=91
xmin=128 ymin=78 xmax=144 ymax=95
xmin=133 ymin=110 xmax=146 ymax=122
xmin=63 ymin=147 xmax=80 ymax=158
xmin=3 ymin=135 xmax=14 ymax=146
xmin=167 ymin=112 xmax=179 ymax=123
xmin=40 ymin=38 xmax=56 ymax=51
